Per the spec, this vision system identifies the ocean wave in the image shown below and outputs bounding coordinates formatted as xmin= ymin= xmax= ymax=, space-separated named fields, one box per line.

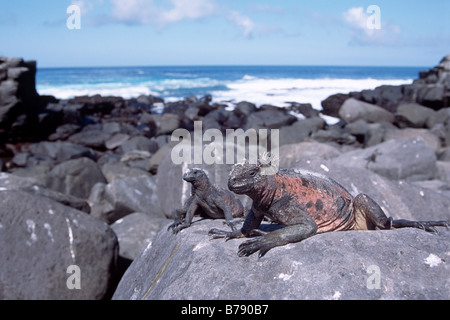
xmin=37 ymin=76 xmax=413 ymax=111
xmin=38 ymin=86 xmax=159 ymax=100
xmin=215 ymin=77 xmax=413 ymax=109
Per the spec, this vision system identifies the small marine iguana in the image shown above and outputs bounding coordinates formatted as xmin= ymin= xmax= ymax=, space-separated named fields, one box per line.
xmin=168 ymin=168 xmax=245 ymax=234
xmin=209 ymin=157 xmax=449 ymax=257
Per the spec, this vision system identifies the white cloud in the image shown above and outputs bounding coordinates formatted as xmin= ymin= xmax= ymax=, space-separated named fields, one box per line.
xmin=109 ymin=0 xmax=216 ymax=27
xmin=342 ymin=7 xmax=401 ymax=46
xmin=227 ymin=10 xmax=255 ymax=38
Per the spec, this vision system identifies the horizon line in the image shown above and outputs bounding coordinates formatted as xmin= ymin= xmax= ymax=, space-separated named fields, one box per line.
xmin=36 ymin=63 xmax=430 ymax=70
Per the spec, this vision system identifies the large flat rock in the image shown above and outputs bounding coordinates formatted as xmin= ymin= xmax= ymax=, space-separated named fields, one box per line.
xmin=112 ymin=219 xmax=449 ymax=300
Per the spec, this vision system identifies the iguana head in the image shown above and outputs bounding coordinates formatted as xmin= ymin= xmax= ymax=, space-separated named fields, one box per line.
xmin=183 ymin=168 xmax=209 ymax=186
xmin=228 ymin=153 xmax=278 ymax=195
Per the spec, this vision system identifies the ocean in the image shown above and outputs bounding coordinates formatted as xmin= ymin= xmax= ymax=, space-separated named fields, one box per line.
xmin=36 ymin=65 xmax=424 ymax=112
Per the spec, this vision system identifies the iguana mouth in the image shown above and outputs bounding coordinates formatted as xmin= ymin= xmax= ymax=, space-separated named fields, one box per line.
xmin=228 ymin=183 xmax=248 ymax=194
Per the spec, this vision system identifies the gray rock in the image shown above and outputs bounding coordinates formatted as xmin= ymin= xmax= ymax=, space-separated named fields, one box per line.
xmin=105 ymin=133 xmax=130 ymax=150
xmin=418 ymin=85 xmax=445 ymax=109
xmin=119 ymin=136 xmax=158 ymax=155
xmin=112 ymin=219 xmax=449 ymax=300
xmin=384 ymin=128 xmax=441 ymax=152
xmin=395 ymin=103 xmax=436 ymax=128
xmin=148 ymin=113 xmax=180 ymax=136
xmin=278 ymin=142 xmax=341 ymax=168
xmin=68 ymin=126 xmax=112 ymax=149
xmin=90 ymin=175 xmax=163 ymax=224
xmin=245 ymin=108 xmax=297 ymax=130
xmin=101 ymin=161 xmax=151 ymax=183
xmin=438 ymin=148 xmax=450 ymax=161
xmin=332 ymin=137 xmax=437 ymax=182
xmin=426 ymin=108 xmax=450 ymax=128
xmin=43 ymin=157 xmax=107 ymax=199
xmin=111 ymin=213 xmax=170 ymax=260
xmin=28 ymin=141 xmax=94 ymax=163
xmin=339 ymin=98 xmax=395 ymax=124
xmin=234 ymin=101 xmax=257 ymax=117
xmin=0 ymin=190 xmax=118 ymax=300
xmin=278 ymin=117 xmax=325 ymax=146
xmin=0 ymin=171 xmax=41 ymax=190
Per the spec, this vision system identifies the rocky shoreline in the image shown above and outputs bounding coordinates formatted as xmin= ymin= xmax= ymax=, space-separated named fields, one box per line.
xmin=1 ymin=55 xmax=449 ymax=300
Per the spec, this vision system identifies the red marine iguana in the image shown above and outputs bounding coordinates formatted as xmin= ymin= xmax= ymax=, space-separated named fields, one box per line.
xmin=209 ymin=157 xmax=449 ymax=257
xmin=168 ymin=168 xmax=245 ymax=234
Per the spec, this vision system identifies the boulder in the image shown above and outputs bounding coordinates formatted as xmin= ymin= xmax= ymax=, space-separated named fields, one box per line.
xmin=43 ymin=157 xmax=107 ymax=199
xmin=111 ymin=213 xmax=170 ymax=261
xmin=105 ymin=133 xmax=130 ymax=150
xmin=0 ymin=190 xmax=118 ymax=299
xmin=7 ymin=180 xmax=91 ymax=213
xmin=395 ymin=103 xmax=436 ymax=128
xmin=278 ymin=117 xmax=325 ymax=146
xmin=90 ymin=175 xmax=163 ymax=224
xmin=119 ymin=136 xmax=159 ymax=155
xmin=147 ymin=113 xmax=180 ymax=136
xmin=0 ymin=171 xmax=41 ymax=190
xmin=383 ymin=128 xmax=441 ymax=152
xmin=68 ymin=125 xmax=112 ymax=149
xmin=112 ymin=219 xmax=449 ymax=300
xmin=417 ymin=85 xmax=445 ymax=110
xmin=234 ymin=101 xmax=257 ymax=117
xmin=332 ymin=138 xmax=437 ymax=182
xmin=321 ymin=93 xmax=349 ymax=118
xmin=28 ymin=141 xmax=95 ymax=163
xmin=278 ymin=142 xmax=341 ymax=168
xmin=244 ymin=109 xmax=297 ymax=130
xmin=101 ymin=161 xmax=151 ymax=183
xmin=338 ymin=98 xmax=395 ymax=124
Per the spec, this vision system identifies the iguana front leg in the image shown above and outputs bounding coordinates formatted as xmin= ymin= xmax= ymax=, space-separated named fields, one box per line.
xmin=172 ymin=200 xmax=199 ymax=234
xmin=214 ymin=196 xmax=240 ymax=231
xmin=238 ymin=208 xmax=318 ymax=258
xmin=209 ymin=208 xmax=263 ymax=240
xmin=168 ymin=196 xmax=193 ymax=232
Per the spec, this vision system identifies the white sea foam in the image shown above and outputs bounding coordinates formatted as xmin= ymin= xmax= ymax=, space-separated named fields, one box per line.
xmin=38 ymin=85 xmax=160 ymax=100
xmin=211 ymin=77 xmax=413 ymax=110
xmin=37 ymin=76 xmax=413 ymax=115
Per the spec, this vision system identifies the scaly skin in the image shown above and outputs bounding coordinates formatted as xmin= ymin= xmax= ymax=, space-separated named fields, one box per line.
xmin=209 ymin=160 xmax=449 ymax=258
xmin=168 ymin=168 xmax=244 ymax=234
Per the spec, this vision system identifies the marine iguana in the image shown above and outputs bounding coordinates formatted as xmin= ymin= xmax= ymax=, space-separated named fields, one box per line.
xmin=168 ymin=168 xmax=245 ymax=234
xmin=209 ymin=157 xmax=449 ymax=257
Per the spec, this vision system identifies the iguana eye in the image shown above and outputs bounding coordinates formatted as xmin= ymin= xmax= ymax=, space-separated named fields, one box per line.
xmin=249 ymin=171 xmax=256 ymax=177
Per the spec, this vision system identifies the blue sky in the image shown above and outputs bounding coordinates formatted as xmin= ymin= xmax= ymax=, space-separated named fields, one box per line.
xmin=0 ymin=0 xmax=449 ymax=67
